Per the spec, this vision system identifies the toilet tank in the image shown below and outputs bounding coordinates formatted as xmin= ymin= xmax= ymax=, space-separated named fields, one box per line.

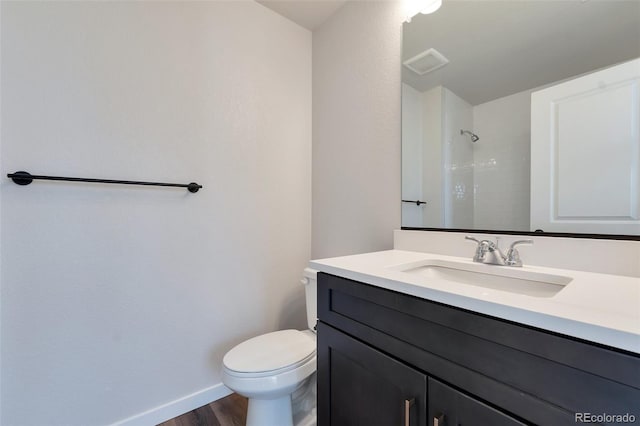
xmin=302 ymin=268 xmax=318 ymax=331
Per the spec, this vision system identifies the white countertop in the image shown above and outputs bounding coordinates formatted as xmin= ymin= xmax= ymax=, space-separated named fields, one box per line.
xmin=310 ymin=250 xmax=640 ymax=354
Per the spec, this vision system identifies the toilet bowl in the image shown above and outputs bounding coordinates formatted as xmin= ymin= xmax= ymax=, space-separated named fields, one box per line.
xmin=221 ymin=268 xmax=318 ymax=426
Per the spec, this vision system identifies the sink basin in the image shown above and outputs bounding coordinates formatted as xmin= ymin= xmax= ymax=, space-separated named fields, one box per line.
xmin=389 ymin=259 xmax=573 ymax=298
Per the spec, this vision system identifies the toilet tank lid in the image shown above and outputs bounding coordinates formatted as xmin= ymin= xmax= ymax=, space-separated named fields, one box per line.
xmin=223 ymin=329 xmax=316 ymax=374
xmin=303 ymin=268 xmax=317 ymax=281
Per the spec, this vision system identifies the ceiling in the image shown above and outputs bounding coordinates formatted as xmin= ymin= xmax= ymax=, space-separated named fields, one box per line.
xmin=402 ymin=0 xmax=640 ymax=105
xmin=257 ymin=0 xmax=348 ymax=30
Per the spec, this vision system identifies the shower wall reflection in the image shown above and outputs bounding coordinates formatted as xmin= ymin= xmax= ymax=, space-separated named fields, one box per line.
xmin=402 ymin=83 xmax=530 ymax=231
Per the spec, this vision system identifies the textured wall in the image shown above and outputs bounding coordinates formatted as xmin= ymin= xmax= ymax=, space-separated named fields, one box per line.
xmin=1 ymin=2 xmax=311 ymax=424
xmin=312 ymin=0 xmax=404 ymax=259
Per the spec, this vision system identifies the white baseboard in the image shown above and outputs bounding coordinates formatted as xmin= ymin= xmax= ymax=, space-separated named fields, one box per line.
xmin=110 ymin=382 xmax=233 ymax=426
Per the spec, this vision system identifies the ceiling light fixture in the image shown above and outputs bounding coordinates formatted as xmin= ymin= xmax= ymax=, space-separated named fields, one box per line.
xmin=405 ymin=0 xmax=442 ymax=22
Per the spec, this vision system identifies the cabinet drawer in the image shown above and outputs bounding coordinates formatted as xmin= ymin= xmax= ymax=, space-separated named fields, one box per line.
xmin=318 ymin=272 xmax=640 ymax=425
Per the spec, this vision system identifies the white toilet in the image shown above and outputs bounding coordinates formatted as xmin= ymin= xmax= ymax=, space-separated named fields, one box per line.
xmin=221 ymin=268 xmax=318 ymax=426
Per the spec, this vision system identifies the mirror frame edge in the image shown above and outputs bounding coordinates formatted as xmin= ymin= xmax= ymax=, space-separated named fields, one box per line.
xmin=400 ymin=227 xmax=640 ymax=241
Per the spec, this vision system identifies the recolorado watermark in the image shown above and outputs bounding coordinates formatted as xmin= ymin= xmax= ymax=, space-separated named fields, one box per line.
xmin=575 ymin=413 xmax=636 ymax=423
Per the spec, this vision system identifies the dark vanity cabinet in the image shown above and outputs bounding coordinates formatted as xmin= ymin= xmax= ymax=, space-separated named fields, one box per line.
xmin=319 ymin=323 xmax=426 ymax=426
xmin=317 ymin=273 xmax=640 ymax=426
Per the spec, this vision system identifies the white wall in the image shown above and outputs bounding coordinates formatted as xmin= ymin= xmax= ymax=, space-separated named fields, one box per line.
xmin=401 ymin=83 xmax=424 ymax=227
xmin=421 ymin=86 xmax=444 ymax=228
xmin=473 ymin=90 xmax=531 ymax=231
xmin=312 ymin=0 xmax=404 ymax=258
xmin=0 ymin=2 xmax=311 ymax=425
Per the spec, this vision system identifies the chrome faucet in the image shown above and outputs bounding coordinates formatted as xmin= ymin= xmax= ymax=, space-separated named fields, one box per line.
xmin=465 ymin=236 xmax=533 ymax=267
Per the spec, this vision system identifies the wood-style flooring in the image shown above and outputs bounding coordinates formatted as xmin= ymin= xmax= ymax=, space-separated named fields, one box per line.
xmin=158 ymin=393 xmax=248 ymax=426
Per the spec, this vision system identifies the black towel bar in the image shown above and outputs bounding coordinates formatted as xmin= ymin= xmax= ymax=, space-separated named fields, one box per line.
xmin=7 ymin=171 xmax=202 ymax=193
xmin=402 ymin=199 xmax=427 ymax=206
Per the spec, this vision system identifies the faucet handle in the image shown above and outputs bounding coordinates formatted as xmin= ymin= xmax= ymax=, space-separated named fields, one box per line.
xmin=509 ymin=239 xmax=533 ymax=250
xmin=506 ymin=240 xmax=533 ymax=267
xmin=465 ymin=236 xmax=487 ymax=262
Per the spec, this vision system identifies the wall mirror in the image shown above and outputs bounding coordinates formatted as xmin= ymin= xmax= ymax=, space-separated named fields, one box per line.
xmin=401 ymin=0 xmax=640 ymax=237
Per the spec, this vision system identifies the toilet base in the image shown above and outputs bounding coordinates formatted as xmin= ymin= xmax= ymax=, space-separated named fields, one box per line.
xmin=246 ymin=395 xmax=292 ymax=426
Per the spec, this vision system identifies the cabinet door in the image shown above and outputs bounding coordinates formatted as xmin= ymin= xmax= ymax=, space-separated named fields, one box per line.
xmin=428 ymin=377 xmax=526 ymax=426
xmin=317 ymin=322 xmax=427 ymax=426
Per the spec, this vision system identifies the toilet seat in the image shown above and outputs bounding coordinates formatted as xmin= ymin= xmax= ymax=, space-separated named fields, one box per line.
xmin=223 ymin=329 xmax=316 ymax=377
xmin=221 ymin=330 xmax=317 ymax=400
xmin=224 ymin=351 xmax=316 ymax=378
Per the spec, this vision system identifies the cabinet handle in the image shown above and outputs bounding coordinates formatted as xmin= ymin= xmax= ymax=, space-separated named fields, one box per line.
xmin=404 ymin=398 xmax=415 ymax=426
xmin=433 ymin=413 xmax=445 ymax=426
